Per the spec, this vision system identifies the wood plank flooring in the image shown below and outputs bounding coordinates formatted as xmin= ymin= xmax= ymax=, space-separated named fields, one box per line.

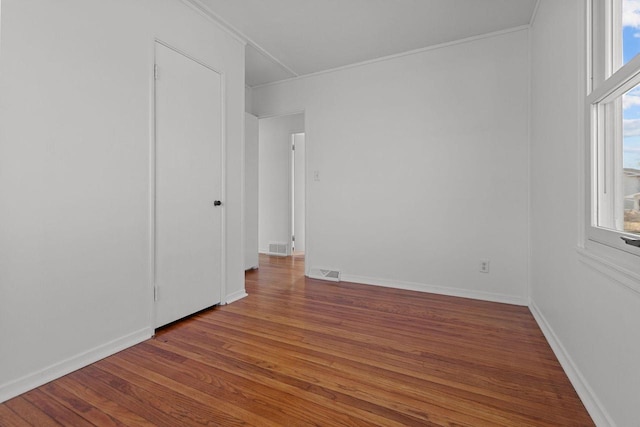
xmin=0 ymin=254 xmax=594 ymax=426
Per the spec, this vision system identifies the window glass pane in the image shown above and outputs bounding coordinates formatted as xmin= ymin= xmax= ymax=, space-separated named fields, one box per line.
xmin=623 ymin=84 xmax=640 ymax=233
xmin=595 ymin=80 xmax=640 ymax=235
xmin=622 ymin=0 xmax=640 ymax=65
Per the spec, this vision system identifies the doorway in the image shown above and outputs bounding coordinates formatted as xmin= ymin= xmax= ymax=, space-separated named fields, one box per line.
xmin=257 ymin=113 xmax=305 ymax=264
xmin=154 ymin=42 xmax=223 ymax=327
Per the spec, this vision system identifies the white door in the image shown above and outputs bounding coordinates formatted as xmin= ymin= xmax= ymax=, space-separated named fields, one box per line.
xmin=293 ymin=133 xmax=305 ymax=253
xmin=244 ymin=113 xmax=259 ymax=269
xmin=154 ymin=42 xmax=223 ymax=327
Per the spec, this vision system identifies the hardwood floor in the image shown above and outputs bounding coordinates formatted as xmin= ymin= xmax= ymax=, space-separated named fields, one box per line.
xmin=0 ymin=254 xmax=594 ymax=426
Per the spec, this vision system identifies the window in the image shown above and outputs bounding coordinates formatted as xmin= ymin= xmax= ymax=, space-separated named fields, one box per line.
xmin=588 ymin=0 xmax=640 ymax=254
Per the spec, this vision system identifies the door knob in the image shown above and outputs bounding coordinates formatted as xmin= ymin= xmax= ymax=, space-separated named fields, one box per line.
xmin=213 ymin=200 xmax=222 ymax=206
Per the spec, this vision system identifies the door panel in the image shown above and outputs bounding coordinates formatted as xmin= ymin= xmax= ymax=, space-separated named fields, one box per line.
xmin=244 ymin=113 xmax=259 ymax=269
xmin=155 ymin=43 xmax=222 ymax=327
xmin=293 ymin=133 xmax=305 ymax=253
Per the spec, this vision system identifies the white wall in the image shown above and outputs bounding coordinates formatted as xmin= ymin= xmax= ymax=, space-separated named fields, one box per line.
xmin=258 ymin=113 xmax=304 ymax=254
xmin=530 ymin=2 xmax=640 ymax=426
xmin=244 ymin=112 xmax=259 ymax=269
xmin=245 ymin=85 xmax=254 ymax=114
xmin=0 ymin=0 xmax=245 ymax=401
xmin=253 ymin=30 xmax=530 ymax=304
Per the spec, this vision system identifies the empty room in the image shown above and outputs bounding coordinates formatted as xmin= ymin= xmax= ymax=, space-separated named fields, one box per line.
xmin=0 ymin=0 xmax=638 ymax=426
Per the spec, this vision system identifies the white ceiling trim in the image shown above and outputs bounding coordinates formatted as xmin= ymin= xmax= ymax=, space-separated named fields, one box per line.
xmin=529 ymin=0 xmax=542 ymax=28
xmin=179 ymin=0 xmax=245 ymax=45
xmin=255 ymin=109 xmax=306 ymax=120
xmin=181 ymin=0 xmax=298 ymax=77
xmin=252 ymin=24 xmax=531 ymax=89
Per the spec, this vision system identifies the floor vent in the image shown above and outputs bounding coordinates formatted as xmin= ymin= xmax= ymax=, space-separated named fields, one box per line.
xmin=268 ymin=242 xmax=288 ymax=256
xmin=308 ymin=268 xmax=341 ymax=282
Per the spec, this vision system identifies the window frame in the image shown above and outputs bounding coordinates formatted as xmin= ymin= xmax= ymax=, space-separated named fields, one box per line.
xmin=586 ymin=0 xmax=640 ymax=257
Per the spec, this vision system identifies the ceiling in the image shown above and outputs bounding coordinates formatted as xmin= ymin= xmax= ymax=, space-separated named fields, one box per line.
xmin=195 ymin=0 xmax=539 ymax=87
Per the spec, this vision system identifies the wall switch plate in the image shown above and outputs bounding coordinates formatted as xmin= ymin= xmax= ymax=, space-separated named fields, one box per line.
xmin=313 ymin=170 xmax=320 ymax=181
xmin=479 ymin=259 xmax=490 ymax=273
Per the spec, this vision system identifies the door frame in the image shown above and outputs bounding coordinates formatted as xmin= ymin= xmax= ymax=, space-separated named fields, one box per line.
xmin=254 ymin=110 xmax=308 ymax=272
xmin=290 ymin=132 xmax=306 ymax=255
xmin=150 ymin=39 xmax=227 ymax=329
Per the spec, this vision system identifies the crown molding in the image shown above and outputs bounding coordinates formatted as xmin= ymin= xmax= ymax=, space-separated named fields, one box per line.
xmin=180 ymin=0 xmax=298 ymax=78
xmin=529 ymin=0 xmax=542 ymax=28
xmin=252 ymin=25 xmax=530 ymax=89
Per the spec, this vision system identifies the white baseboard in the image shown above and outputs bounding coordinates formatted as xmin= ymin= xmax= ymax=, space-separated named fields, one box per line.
xmin=224 ymin=289 xmax=248 ymax=304
xmin=340 ymin=274 xmax=529 ymax=306
xmin=0 ymin=327 xmax=152 ymax=404
xmin=529 ymin=302 xmax=615 ymax=427
xmin=259 ymin=250 xmax=287 ymax=257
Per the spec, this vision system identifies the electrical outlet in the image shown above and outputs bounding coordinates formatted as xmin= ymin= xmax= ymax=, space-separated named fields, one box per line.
xmin=479 ymin=259 xmax=490 ymax=273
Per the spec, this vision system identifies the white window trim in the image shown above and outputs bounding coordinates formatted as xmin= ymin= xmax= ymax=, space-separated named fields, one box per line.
xmin=584 ymin=0 xmax=640 ymax=259
xmin=578 ymin=0 xmax=640 ymax=296
xmin=577 ymin=246 xmax=640 ymax=295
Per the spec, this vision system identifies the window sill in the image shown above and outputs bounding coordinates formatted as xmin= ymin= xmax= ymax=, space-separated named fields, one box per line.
xmin=576 ymin=243 xmax=640 ymax=296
